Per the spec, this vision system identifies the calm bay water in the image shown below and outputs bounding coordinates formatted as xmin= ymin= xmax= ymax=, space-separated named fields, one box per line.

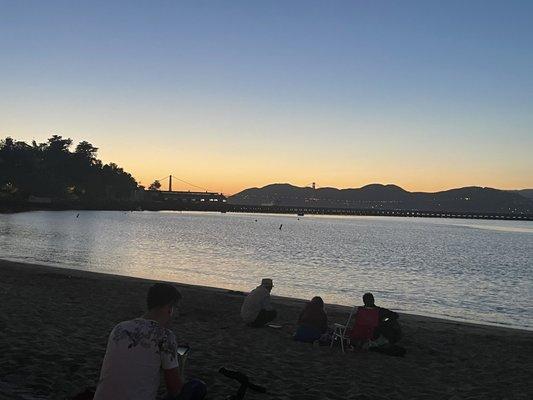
xmin=1 ymin=211 xmax=531 ymax=329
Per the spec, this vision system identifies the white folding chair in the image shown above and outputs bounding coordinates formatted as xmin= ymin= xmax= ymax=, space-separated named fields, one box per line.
xmin=330 ymin=306 xmax=357 ymax=353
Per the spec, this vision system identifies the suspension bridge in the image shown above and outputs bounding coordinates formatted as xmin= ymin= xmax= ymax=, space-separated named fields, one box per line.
xmin=138 ymin=174 xmax=226 ymax=210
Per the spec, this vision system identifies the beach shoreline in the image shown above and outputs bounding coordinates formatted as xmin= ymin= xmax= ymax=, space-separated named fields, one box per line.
xmin=1 ymin=256 xmax=530 ymax=333
xmin=1 ymin=259 xmax=532 ymax=399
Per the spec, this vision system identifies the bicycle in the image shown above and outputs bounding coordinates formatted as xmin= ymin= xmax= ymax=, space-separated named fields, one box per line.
xmin=219 ymin=367 xmax=267 ymax=400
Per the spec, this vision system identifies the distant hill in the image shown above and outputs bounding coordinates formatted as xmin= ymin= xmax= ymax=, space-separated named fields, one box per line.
xmin=229 ymin=183 xmax=533 ymax=214
xmin=509 ymin=189 xmax=533 ymax=201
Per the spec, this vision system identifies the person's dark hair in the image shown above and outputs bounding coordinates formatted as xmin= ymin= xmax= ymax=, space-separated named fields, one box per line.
xmin=363 ymin=292 xmax=375 ymax=307
xmin=310 ymin=296 xmax=324 ymax=308
xmin=298 ymin=296 xmax=327 ymax=327
xmin=147 ymin=283 xmax=181 ymax=310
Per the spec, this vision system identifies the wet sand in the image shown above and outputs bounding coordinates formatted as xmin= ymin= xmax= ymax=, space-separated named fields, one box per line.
xmin=1 ymin=259 xmax=532 ymax=399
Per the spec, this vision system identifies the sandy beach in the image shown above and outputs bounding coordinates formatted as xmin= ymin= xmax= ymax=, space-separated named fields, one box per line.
xmin=1 ymin=259 xmax=532 ymax=400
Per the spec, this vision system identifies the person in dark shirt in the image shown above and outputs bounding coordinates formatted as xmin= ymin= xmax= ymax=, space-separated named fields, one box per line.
xmin=294 ymin=296 xmax=328 ymax=343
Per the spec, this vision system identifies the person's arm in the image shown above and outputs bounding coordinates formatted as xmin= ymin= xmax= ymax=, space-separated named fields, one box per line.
xmin=161 ymin=331 xmax=181 ymax=396
xmin=164 ymin=367 xmax=184 ymax=397
xmin=261 ymin=291 xmax=273 ymax=310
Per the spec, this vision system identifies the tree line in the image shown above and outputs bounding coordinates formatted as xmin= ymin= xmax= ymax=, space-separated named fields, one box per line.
xmin=0 ymin=135 xmax=138 ymax=202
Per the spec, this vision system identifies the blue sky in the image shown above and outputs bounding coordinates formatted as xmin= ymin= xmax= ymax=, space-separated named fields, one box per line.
xmin=1 ymin=1 xmax=532 ymax=193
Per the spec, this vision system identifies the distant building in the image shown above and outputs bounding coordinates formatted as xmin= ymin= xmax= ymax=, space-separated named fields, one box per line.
xmin=142 ymin=190 xmax=226 ymax=204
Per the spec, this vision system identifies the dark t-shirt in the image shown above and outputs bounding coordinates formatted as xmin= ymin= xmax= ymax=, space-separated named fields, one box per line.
xmin=373 ymin=306 xmax=402 ymax=343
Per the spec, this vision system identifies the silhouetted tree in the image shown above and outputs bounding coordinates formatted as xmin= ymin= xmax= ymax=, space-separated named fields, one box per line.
xmin=75 ymin=141 xmax=99 ymax=164
xmin=0 ymin=135 xmax=138 ymax=202
xmin=148 ymin=180 xmax=161 ymax=191
xmin=47 ymin=135 xmax=72 ymax=152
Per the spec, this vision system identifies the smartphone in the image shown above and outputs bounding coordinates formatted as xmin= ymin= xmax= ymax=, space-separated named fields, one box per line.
xmin=177 ymin=345 xmax=190 ymax=356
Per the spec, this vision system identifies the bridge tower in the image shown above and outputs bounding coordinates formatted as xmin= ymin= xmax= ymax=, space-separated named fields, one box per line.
xmin=312 ymin=182 xmax=316 ymax=190
xmin=169 ymin=175 xmax=172 ymax=192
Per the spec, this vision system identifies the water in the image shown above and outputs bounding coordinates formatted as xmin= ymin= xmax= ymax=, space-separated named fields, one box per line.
xmin=0 ymin=211 xmax=531 ymax=330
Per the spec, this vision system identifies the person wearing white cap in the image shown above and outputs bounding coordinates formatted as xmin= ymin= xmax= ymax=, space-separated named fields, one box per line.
xmin=240 ymin=278 xmax=277 ymax=327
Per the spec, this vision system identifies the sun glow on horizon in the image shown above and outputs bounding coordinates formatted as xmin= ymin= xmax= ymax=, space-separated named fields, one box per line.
xmin=2 ymin=129 xmax=531 ymax=197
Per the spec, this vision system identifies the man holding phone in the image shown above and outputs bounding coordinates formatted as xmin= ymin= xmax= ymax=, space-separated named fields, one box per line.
xmin=94 ymin=283 xmax=206 ymax=400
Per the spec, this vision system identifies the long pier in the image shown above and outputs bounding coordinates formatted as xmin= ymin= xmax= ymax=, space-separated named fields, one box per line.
xmin=2 ymin=199 xmax=531 ymax=221
xmin=224 ymin=204 xmax=533 ymax=221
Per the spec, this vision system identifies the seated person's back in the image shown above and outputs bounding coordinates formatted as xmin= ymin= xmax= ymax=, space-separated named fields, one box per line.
xmin=94 ymin=318 xmax=178 ymax=399
xmin=94 ymin=283 xmax=206 ymax=400
xmin=241 ymin=278 xmax=277 ymax=327
xmin=350 ymin=306 xmax=380 ymax=341
xmin=294 ymin=296 xmax=328 ymax=342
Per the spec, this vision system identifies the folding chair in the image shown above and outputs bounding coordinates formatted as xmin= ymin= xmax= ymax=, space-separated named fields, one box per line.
xmin=330 ymin=306 xmax=357 ymax=353
xmin=349 ymin=307 xmax=380 ymax=346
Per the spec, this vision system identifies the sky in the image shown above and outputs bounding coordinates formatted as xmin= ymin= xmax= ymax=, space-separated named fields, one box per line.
xmin=1 ymin=0 xmax=532 ymax=195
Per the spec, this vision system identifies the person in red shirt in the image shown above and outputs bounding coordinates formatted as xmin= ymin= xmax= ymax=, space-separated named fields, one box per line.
xmin=350 ymin=293 xmax=402 ymax=345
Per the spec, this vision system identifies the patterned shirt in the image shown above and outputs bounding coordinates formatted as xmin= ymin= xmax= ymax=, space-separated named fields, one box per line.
xmin=94 ymin=318 xmax=179 ymax=400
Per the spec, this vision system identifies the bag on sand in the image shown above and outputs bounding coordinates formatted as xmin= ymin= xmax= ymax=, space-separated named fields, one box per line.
xmin=71 ymin=388 xmax=95 ymax=400
xmin=375 ymin=318 xmax=403 ymax=344
xmin=369 ymin=344 xmax=406 ymax=357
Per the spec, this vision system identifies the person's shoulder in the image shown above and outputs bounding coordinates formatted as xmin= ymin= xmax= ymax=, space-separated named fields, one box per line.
xmin=108 ymin=319 xmax=141 ymax=344
xmin=139 ymin=319 xmax=175 ymax=336
xmin=114 ymin=319 xmax=176 ymax=339
xmin=115 ymin=318 xmax=149 ymax=328
xmin=162 ymin=326 xmax=177 ymax=340
xmin=378 ymin=306 xmax=399 ymax=318
xmin=112 ymin=318 xmax=168 ymax=335
xmin=110 ymin=319 xmax=135 ymax=332
xmin=248 ymin=286 xmax=263 ymax=295
xmin=357 ymin=306 xmax=379 ymax=314
xmin=108 ymin=318 xmax=144 ymax=335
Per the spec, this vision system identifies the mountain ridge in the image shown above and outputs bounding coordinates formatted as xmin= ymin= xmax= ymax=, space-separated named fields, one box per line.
xmin=228 ymin=183 xmax=533 ymax=214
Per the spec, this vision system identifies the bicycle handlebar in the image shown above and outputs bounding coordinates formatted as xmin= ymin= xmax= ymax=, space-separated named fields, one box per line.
xmin=219 ymin=367 xmax=267 ymax=393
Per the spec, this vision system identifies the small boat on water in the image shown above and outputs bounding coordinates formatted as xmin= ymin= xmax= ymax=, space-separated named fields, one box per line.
xmin=297 ymin=212 xmax=304 ymax=216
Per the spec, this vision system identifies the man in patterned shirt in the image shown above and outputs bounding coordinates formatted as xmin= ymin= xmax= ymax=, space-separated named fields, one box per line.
xmin=94 ymin=283 xmax=206 ymax=400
